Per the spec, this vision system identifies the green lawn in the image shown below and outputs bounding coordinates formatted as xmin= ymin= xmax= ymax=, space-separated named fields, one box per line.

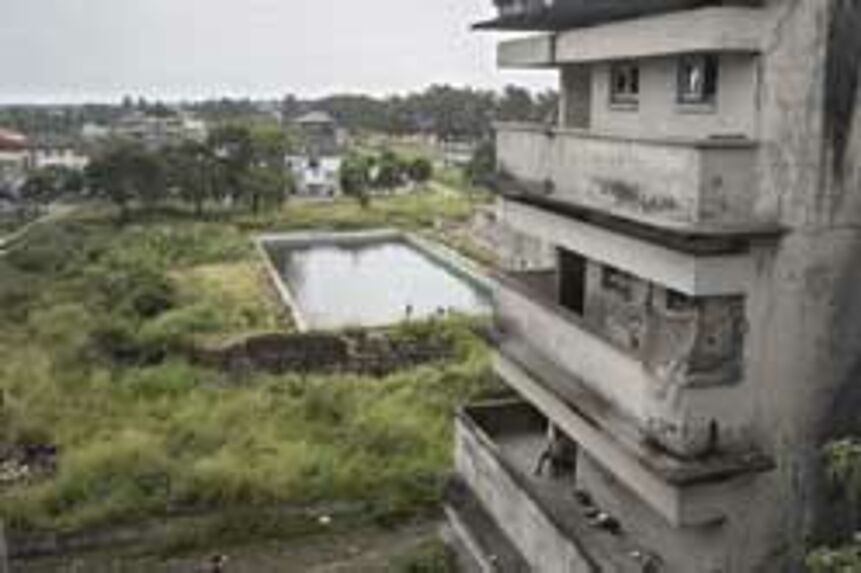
xmin=0 ymin=191 xmax=497 ymax=535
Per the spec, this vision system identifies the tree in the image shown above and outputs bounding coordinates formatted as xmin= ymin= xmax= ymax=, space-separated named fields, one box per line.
xmin=407 ymin=157 xmax=433 ymax=184
xmin=243 ymin=166 xmax=288 ymax=212
xmin=496 ymin=85 xmax=535 ymax=123
xmin=207 ymin=124 xmax=254 ymax=206
xmin=374 ymin=150 xmax=405 ymax=191
xmin=163 ymin=141 xmax=215 ymax=217
xmin=808 ymin=440 xmax=861 ymax=571
xmin=339 ymin=154 xmax=372 ymax=208
xmin=465 ymin=141 xmax=497 ymax=188
xmin=20 ymin=167 xmax=66 ymax=205
xmin=85 ymin=142 xmax=165 ymax=221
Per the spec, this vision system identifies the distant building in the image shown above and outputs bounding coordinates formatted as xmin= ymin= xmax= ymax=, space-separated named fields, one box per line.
xmin=439 ymin=138 xmax=478 ymax=168
xmin=287 ymin=111 xmax=346 ymax=198
xmin=0 ymin=128 xmax=30 ymax=195
xmin=28 ymin=135 xmax=89 ymax=171
xmin=111 ymin=111 xmax=208 ymax=149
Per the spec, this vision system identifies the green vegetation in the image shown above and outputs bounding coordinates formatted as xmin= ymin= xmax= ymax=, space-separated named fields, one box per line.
xmin=83 ymin=122 xmax=294 ymax=223
xmin=808 ymin=439 xmax=861 ymax=571
xmin=0 ymin=189 xmax=496 ymax=537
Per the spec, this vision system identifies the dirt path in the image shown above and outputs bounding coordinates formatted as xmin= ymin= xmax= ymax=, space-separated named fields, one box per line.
xmin=15 ymin=521 xmax=443 ymax=573
xmin=0 ymin=203 xmax=77 ymax=257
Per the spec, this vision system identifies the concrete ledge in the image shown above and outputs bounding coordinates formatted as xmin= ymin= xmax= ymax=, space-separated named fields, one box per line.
xmin=497 ymin=34 xmax=555 ymax=68
xmin=443 ymin=477 xmax=530 ymax=572
xmin=489 ymin=340 xmax=773 ymax=527
xmin=454 ymin=400 xmax=649 ymax=572
xmin=554 ymin=7 xmax=765 ymax=63
xmin=499 ymin=197 xmax=763 ymax=296
xmin=494 ymin=122 xmax=769 ymax=233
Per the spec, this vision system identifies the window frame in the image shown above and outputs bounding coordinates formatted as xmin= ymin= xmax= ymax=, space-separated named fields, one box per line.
xmin=609 ymin=61 xmax=640 ymax=108
xmin=676 ymin=53 xmax=719 ymax=107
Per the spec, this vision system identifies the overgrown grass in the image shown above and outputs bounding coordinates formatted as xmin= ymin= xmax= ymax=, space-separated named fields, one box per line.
xmin=0 ymin=190 xmax=496 ymax=535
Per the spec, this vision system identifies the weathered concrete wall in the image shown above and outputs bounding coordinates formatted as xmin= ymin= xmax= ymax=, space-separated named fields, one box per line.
xmin=496 ymin=275 xmax=756 ymax=458
xmin=581 ymin=261 xmax=746 ymax=388
xmin=591 ymin=53 xmax=759 ymax=140
xmin=738 ymin=0 xmax=861 ymax=567
xmin=496 ymin=123 xmax=760 ymax=227
xmin=470 ymin=204 xmax=555 ymax=271
xmin=190 ymin=328 xmax=452 ymax=377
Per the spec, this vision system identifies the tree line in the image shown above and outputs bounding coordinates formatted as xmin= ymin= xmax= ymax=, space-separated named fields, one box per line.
xmin=0 ymin=85 xmax=557 ymax=142
xmin=283 ymin=84 xmax=557 ymax=140
xmin=339 ymin=151 xmax=433 ymax=207
xmin=83 ymin=123 xmax=293 ymax=221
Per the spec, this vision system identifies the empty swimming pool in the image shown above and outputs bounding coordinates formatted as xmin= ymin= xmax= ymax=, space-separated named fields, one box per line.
xmin=261 ymin=232 xmax=491 ymax=330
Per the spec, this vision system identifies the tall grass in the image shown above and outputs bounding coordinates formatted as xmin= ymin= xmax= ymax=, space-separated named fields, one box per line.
xmin=0 ymin=192 xmax=496 ymax=534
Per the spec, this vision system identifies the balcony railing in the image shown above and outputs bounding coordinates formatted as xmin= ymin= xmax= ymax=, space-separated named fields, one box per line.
xmin=496 ymin=122 xmax=762 ymax=230
xmin=453 ymin=400 xmax=771 ymax=568
xmin=453 ymin=400 xmax=642 ymax=571
xmin=492 ymin=270 xmax=758 ymax=459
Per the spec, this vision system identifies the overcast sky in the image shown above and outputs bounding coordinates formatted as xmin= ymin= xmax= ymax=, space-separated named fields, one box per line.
xmin=0 ymin=0 xmax=554 ymax=104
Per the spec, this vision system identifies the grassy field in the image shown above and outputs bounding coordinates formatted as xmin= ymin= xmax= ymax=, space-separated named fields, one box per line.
xmin=0 ymin=190 xmax=497 ymax=542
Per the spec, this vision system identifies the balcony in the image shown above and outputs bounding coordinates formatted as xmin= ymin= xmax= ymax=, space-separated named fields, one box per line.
xmin=451 ymin=400 xmax=650 ymax=572
xmin=451 ymin=400 xmax=773 ymax=571
xmin=496 ymin=122 xmax=764 ymax=231
xmin=492 ymin=269 xmax=767 ymax=460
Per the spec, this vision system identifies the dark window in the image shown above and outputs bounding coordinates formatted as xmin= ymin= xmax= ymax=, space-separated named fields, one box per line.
xmin=602 ymin=266 xmax=635 ymax=302
xmin=666 ymin=289 xmax=696 ymax=312
xmin=610 ymin=62 xmax=640 ymax=105
xmin=558 ymin=248 xmax=586 ymax=316
xmin=677 ymin=54 xmax=719 ymax=105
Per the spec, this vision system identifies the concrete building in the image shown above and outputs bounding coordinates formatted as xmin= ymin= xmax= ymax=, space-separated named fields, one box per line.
xmin=446 ymin=1 xmax=861 ymax=571
xmin=0 ymin=129 xmax=29 ymax=197
xmin=287 ymin=111 xmax=345 ymax=197
xmin=440 ymin=138 xmax=480 ymax=168
xmin=111 ymin=111 xmax=208 ymax=150
xmin=28 ymin=135 xmax=89 ymax=171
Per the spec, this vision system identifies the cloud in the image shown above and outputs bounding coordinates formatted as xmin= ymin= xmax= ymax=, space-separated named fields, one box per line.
xmin=0 ymin=0 xmax=553 ymax=103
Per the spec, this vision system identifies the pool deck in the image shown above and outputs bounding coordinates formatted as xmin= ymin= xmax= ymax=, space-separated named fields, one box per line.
xmin=255 ymin=229 xmax=496 ymax=333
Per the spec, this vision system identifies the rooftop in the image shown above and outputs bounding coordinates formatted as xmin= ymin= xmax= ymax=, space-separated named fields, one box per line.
xmin=0 ymin=128 xmax=29 ymax=152
xmin=474 ymin=0 xmax=762 ymax=31
xmin=294 ymin=110 xmax=337 ymax=126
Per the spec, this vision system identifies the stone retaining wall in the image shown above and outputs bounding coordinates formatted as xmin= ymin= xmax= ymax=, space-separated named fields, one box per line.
xmin=190 ymin=328 xmax=453 ymax=377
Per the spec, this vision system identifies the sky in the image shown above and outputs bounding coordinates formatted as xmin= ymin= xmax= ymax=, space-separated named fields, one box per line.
xmin=0 ymin=0 xmax=554 ymax=104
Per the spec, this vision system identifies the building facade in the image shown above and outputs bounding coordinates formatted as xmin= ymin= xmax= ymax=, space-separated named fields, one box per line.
xmin=287 ymin=111 xmax=345 ymax=197
xmin=28 ymin=135 xmax=89 ymax=171
xmin=111 ymin=111 xmax=208 ymax=150
xmin=446 ymin=1 xmax=861 ymax=571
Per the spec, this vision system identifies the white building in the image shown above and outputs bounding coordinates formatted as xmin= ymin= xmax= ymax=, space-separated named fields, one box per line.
xmin=288 ymin=111 xmax=346 ymax=198
xmin=286 ymin=155 xmax=342 ymax=198
xmin=0 ymin=129 xmax=30 ymax=194
xmin=111 ymin=111 xmax=208 ymax=149
xmin=29 ymin=136 xmax=89 ymax=171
